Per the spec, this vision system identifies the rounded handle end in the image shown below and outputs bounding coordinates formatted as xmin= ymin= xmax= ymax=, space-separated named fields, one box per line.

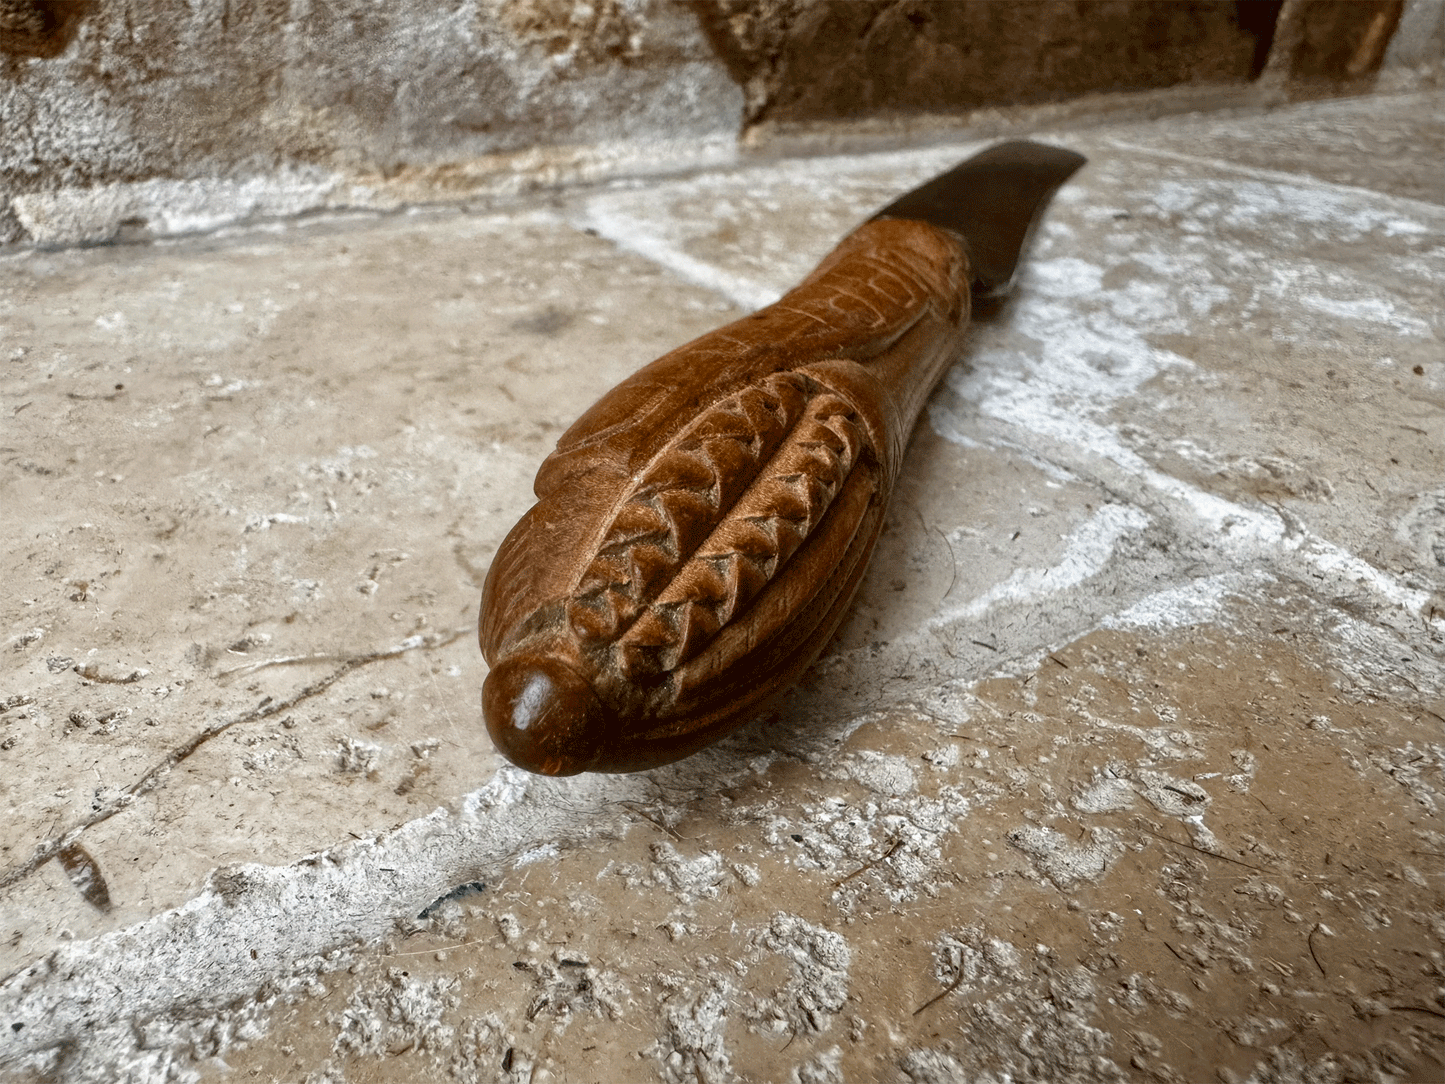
xmin=482 ymin=654 xmax=610 ymax=776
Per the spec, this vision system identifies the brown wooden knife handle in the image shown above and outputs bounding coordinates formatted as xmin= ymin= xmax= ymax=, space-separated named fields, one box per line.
xmin=478 ymin=216 xmax=970 ymax=774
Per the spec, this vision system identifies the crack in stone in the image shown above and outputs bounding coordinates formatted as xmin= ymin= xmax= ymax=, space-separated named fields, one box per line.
xmin=0 ymin=627 xmax=469 ymax=898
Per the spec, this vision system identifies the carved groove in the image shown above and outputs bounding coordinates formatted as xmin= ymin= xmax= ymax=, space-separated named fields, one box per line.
xmin=612 ymin=389 xmax=864 ymax=677
xmin=566 ymin=371 xmax=812 ymax=644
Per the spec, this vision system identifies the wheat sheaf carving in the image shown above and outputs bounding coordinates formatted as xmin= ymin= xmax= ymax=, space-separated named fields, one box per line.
xmin=565 ymin=370 xmax=865 ymax=677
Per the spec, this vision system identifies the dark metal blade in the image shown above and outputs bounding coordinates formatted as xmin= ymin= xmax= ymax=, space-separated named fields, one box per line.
xmin=870 ymin=140 xmax=1086 ymax=299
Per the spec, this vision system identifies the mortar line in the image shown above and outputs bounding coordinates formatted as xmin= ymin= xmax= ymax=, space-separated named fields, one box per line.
xmin=1105 ymin=139 xmax=1445 ymax=215
xmin=966 ymin=416 xmax=1441 ymax=632
xmin=576 ymin=204 xmax=779 ymax=312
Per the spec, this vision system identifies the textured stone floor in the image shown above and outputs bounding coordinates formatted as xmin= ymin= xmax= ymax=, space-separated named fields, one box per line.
xmin=0 ymin=92 xmax=1441 ymax=1084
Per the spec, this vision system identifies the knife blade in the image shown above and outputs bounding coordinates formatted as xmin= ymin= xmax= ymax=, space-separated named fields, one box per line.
xmin=479 ymin=140 xmax=1086 ymax=775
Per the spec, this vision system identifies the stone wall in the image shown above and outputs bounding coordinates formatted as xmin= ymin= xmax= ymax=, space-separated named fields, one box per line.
xmin=697 ymin=0 xmax=1289 ymax=126
xmin=1 ymin=0 xmax=1439 ymax=246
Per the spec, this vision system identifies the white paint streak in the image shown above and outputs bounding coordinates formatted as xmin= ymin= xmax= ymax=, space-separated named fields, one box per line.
xmin=580 ymin=202 xmax=779 ymax=311
xmin=936 ymin=504 xmax=1150 ymax=625
xmin=932 ymin=169 xmax=1442 ymax=630
xmin=1106 ymin=138 xmax=1445 ymax=218
xmin=1101 ymin=573 xmax=1251 ymax=632
xmin=1299 ymin=535 xmax=1441 ymax=620
xmin=1299 ymin=292 xmax=1432 ymax=335
xmin=942 ymin=275 xmax=1288 ymax=553
xmin=515 ymin=843 xmax=560 ymax=865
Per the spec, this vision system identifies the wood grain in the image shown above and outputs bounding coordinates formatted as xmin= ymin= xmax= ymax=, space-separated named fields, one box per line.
xmin=480 ymin=215 xmax=970 ymax=774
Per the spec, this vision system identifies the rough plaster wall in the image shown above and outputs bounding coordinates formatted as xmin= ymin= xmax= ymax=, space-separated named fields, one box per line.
xmin=0 ymin=0 xmax=742 ymax=245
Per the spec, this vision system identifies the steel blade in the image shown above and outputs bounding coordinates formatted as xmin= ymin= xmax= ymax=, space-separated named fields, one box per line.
xmin=871 ymin=140 xmax=1087 ymax=299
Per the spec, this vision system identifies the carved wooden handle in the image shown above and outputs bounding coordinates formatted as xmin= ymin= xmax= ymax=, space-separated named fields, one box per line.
xmin=479 ymin=216 xmax=971 ymax=774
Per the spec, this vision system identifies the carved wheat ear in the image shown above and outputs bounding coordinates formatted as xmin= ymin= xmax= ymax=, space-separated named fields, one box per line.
xmin=614 ymin=384 xmax=865 ymax=679
xmin=565 ymin=370 xmax=812 ymax=649
xmin=480 ymin=141 xmax=1087 ymax=775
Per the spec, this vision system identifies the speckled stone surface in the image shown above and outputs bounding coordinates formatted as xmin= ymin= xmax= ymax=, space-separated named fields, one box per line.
xmin=1 ymin=92 xmax=1441 ymax=1084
